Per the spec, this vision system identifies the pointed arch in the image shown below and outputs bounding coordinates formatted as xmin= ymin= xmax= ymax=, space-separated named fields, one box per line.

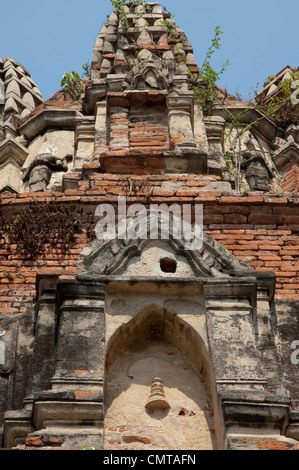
xmin=104 ymin=304 xmax=225 ymax=450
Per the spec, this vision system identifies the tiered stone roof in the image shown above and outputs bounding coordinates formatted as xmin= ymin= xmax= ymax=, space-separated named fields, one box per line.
xmin=0 ymin=57 xmax=43 ymax=194
xmin=0 ymin=57 xmax=43 ymax=119
xmin=91 ymin=2 xmax=198 ymax=82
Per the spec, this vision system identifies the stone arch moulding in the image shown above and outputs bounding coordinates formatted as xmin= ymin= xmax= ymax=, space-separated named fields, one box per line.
xmin=103 ymin=304 xmax=223 ymax=450
xmin=2 ymin=211 xmax=291 ymax=449
xmin=77 ymin=209 xmax=256 ymax=279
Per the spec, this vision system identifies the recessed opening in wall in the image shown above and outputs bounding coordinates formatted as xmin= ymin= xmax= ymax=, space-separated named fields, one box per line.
xmin=160 ymin=258 xmax=177 ymax=273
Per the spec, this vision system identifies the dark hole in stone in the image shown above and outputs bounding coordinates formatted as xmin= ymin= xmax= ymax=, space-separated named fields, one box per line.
xmin=179 ymin=409 xmax=188 ymax=416
xmin=160 ymin=258 xmax=177 ymax=273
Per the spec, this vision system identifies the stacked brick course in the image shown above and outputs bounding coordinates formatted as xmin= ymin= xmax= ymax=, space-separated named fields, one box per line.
xmin=1 ymin=174 xmax=299 ymax=315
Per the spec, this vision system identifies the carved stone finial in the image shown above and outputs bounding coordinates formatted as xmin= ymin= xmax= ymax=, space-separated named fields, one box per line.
xmin=145 ymin=377 xmax=170 ymax=410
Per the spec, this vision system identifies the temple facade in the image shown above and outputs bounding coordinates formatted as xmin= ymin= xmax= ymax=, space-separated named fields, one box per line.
xmin=0 ymin=2 xmax=298 ymax=451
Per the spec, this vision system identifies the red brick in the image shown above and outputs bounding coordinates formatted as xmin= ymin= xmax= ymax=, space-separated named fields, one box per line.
xmin=273 ymin=206 xmax=299 ymax=215
xmin=276 ymin=271 xmax=299 ymax=277
xmin=263 ymin=197 xmax=288 ymax=205
xmin=288 ymin=225 xmax=299 ymax=233
xmin=248 ymin=214 xmax=283 ymax=225
xmin=264 ymin=261 xmax=295 ymax=267
xmin=176 ymin=190 xmax=202 ymax=197
xmin=221 ymin=244 xmax=255 ymax=252
xmin=218 ymin=196 xmax=264 ymax=205
xmin=146 ymin=158 xmax=166 ymax=170
xmin=222 ymin=205 xmax=250 ymax=215
xmin=74 ymin=391 xmax=102 ymax=400
xmin=152 ymin=191 xmax=175 ymax=197
xmin=283 ymin=284 xmax=299 ymax=289
xmin=203 ymin=215 xmax=223 ymax=225
xmin=8 ymin=197 xmax=35 ymax=205
xmin=223 ymin=214 xmax=248 ymax=224
xmin=267 ymin=230 xmax=292 ymax=235
xmin=209 ymin=224 xmax=254 ymax=230
xmin=249 ymin=261 xmax=264 ymax=267
xmin=280 ymin=249 xmax=299 ymax=256
xmin=186 ymin=181 xmax=216 ymax=188
xmin=25 ymin=436 xmax=43 ymax=447
xmin=194 ymin=196 xmax=218 ymax=203
xmin=251 ymin=439 xmax=290 ymax=451
xmin=283 ymin=216 xmax=299 ymax=225
xmin=0 ymin=193 xmax=17 ymax=199
xmin=212 ymin=234 xmax=254 ymax=240
xmin=42 ymin=436 xmax=64 ymax=446
xmin=235 ymin=242 xmax=260 ymax=249
xmin=249 ymin=206 xmax=273 ymax=214
xmin=277 ymin=293 xmax=299 ymax=299
xmin=197 ymin=191 xmax=222 ymax=197
xmin=257 ymin=244 xmax=281 ymax=250
xmin=257 ymin=255 xmax=282 ymax=261
xmin=130 ymin=141 xmax=168 ymax=147
xmin=280 ymin=265 xmax=299 ymax=272
xmin=237 ymin=252 xmax=267 ymax=259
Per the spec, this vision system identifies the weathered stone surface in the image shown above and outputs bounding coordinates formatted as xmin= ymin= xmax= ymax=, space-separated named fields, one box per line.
xmin=0 ymin=2 xmax=299 ymax=453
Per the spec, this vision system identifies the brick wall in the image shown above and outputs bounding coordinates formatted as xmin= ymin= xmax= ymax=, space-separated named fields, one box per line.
xmin=1 ymin=173 xmax=299 ymax=315
xmin=281 ymin=162 xmax=299 ymax=193
xmin=129 ymin=104 xmax=169 ymax=151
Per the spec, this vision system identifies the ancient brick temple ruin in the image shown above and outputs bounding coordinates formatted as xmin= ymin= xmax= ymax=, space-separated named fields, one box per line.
xmin=0 ymin=2 xmax=298 ymax=451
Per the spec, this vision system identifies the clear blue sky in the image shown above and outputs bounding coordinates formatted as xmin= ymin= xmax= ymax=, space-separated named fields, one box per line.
xmin=1 ymin=0 xmax=298 ymax=102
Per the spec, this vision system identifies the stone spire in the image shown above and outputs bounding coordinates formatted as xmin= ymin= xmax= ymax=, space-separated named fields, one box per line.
xmin=83 ymin=1 xmax=208 ymax=175
xmin=90 ymin=2 xmax=199 ymax=85
xmin=0 ymin=57 xmax=43 ymax=120
xmin=0 ymin=57 xmax=44 ymax=193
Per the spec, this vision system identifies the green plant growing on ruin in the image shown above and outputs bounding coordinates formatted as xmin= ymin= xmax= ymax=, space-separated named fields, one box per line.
xmin=109 ymin=0 xmax=151 ymax=28
xmin=255 ymin=67 xmax=299 ymax=127
xmin=61 ymin=71 xmax=84 ymax=100
xmin=160 ymin=8 xmax=179 ymax=40
xmin=82 ymin=62 xmax=91 ymax=79
xmin=189 ymin=25 xmax=230 ymax=108
xmin=187 ymin=23 xmax=299 ymax=191
xmin=218 ymin=68 xmax=299 ymax=191
xmin=61 ymin=63 xmax=91 ymax=100
xmin=109 ymin=0 xmax=174 ymax=32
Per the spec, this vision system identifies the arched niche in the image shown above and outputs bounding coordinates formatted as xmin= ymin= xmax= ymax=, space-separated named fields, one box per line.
xmin=104 ymin=305 xmax=224 ymax=450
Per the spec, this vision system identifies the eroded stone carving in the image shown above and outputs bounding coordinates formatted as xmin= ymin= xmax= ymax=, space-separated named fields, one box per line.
xmin=77 ymin=210 xmax=254 ymax=278
xmin=0 ymin=329 xmax=13 ymax=375
xmin=123 ymin=50 xmax=170 ymax=91
xmin=244 ymin=155 xmax=272 ymax=191
xmin=22 ymin=154 xmax=72 ymax=192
